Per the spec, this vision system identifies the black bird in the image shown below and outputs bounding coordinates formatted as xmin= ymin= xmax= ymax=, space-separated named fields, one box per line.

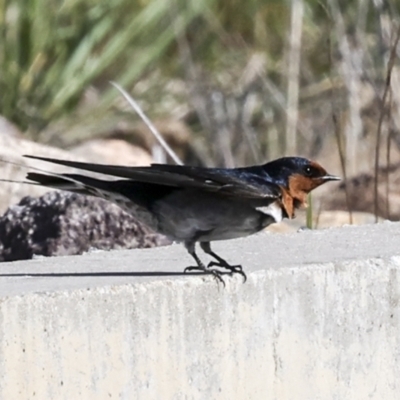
xmin=23 ymin=155 xmax=339 ymax=283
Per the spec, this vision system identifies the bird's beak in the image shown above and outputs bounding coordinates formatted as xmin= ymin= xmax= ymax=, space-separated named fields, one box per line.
xmin=321 ymin=174 xmax=341 ymax=181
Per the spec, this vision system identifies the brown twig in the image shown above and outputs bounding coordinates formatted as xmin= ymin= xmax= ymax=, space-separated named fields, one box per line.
xmin=323 ymin=0 xmax=353 ymax=224
xmin=285 ymin=0 xmax=304 ymax=155
xmin=373 ymin=26 xmax=400 ymax=222
xmin=385 ymin=90 xmax=393 ymax=219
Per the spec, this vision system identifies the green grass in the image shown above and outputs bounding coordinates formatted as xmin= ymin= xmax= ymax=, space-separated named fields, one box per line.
xmin=0 ymin=0 xmax=216 ymax=135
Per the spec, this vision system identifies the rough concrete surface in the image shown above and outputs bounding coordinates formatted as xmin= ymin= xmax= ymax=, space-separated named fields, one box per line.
xmin=0 ymin=222 xmax=400 ymax=399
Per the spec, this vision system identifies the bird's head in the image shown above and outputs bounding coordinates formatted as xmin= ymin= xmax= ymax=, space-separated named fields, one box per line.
xmin=262 ymin=157 xmax=340 ymax=216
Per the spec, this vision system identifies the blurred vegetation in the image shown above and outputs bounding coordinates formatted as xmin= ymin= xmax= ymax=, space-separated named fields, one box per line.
xmin=1 ymin=0 xmax=400 ymax=171
xmin=0 ymin=0 xmax=203 ymax=130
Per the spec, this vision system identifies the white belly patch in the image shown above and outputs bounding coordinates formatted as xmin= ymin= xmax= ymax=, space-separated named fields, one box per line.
xmin=256 ymin=201 xmax=284 ymax=223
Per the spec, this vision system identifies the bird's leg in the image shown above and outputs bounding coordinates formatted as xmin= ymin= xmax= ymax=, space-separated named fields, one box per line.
xmin=183 ymin=241 xmax=226 ymax=286
xmin=200 ymin=242 xmax=247 ymax=283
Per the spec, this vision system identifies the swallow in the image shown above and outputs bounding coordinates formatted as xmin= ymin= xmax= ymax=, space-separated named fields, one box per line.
xmin=22 ymin=155 xmax=339 ymax=284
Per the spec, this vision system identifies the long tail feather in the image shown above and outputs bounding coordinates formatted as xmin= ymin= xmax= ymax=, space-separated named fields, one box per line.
xmin=23 ymin=155 xmax=216 ymax=190
xmin=26 ymin=173 xmax=96 ymax=195
xmin=25 ymin=171 xmax=160 ymax=230
xmin=26 ymin=171 xmax=121 ymax=197
xmin=24 ymin=155 xmax=150 ymax=180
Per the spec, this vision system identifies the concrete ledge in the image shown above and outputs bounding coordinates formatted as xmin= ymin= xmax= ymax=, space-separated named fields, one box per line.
xmin=0 ymin=223 xmax=400 ymax=399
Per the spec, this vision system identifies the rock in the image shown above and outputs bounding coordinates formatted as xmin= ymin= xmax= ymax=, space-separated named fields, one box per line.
xmin=0 ymin=116 xmax=22 ymax=138
xmin=0 ymin=191 xmax=170 ymax=262
xmin=40 ymin=115 xmax=204 ymax=166
xmin=70 ymin=139 xmax=152 ymax=166
xmin=110 ymin=119 xmax=203 ymax=165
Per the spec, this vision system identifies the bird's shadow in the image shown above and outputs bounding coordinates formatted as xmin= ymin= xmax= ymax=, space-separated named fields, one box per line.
xmin=0 ymin=270 xmax=227 ymax=278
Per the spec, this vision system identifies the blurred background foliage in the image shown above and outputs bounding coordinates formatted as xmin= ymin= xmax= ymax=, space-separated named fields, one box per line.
xmin=1 ymin=0 xmax=400 ymax=171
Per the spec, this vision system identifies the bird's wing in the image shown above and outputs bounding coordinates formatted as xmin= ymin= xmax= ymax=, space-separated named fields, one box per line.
xmin=24 ymin=155 xmax=281 ymax=201
xmin=145 ymin=163 xmax=282 ymax=200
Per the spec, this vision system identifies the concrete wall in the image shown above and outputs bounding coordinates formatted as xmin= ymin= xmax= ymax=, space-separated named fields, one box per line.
xmin=0 ymin=223 xmax=399 ymax=399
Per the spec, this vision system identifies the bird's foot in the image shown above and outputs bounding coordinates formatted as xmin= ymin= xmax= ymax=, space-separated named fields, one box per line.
xmin=207 ymin=261 xmax=247 ymax=283
xmin=184 ymin=265 xmax=226 ymax=286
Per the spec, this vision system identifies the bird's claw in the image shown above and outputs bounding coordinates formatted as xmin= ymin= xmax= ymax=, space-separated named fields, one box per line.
xmin=207 ymin=261 xmax=247 ymax=283
xmin=184 ymin=265 xmax=226 ymax=286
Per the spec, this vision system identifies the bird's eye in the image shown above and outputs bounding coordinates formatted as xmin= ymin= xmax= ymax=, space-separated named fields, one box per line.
xmin=304 ymin=166 xmax=313 ymax=176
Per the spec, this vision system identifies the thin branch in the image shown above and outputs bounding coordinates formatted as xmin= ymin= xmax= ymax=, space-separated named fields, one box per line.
xmin=110 ymin=82 xmax=183 ymax=165
xmin=286 ymin=0 xmax=304 ymax=155
xmin=328 ymin=0 xmax=363 ymax=177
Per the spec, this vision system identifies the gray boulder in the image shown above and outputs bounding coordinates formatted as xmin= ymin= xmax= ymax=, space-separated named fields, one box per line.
xmin=0 ymin=191 xmax=170 ymax=262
